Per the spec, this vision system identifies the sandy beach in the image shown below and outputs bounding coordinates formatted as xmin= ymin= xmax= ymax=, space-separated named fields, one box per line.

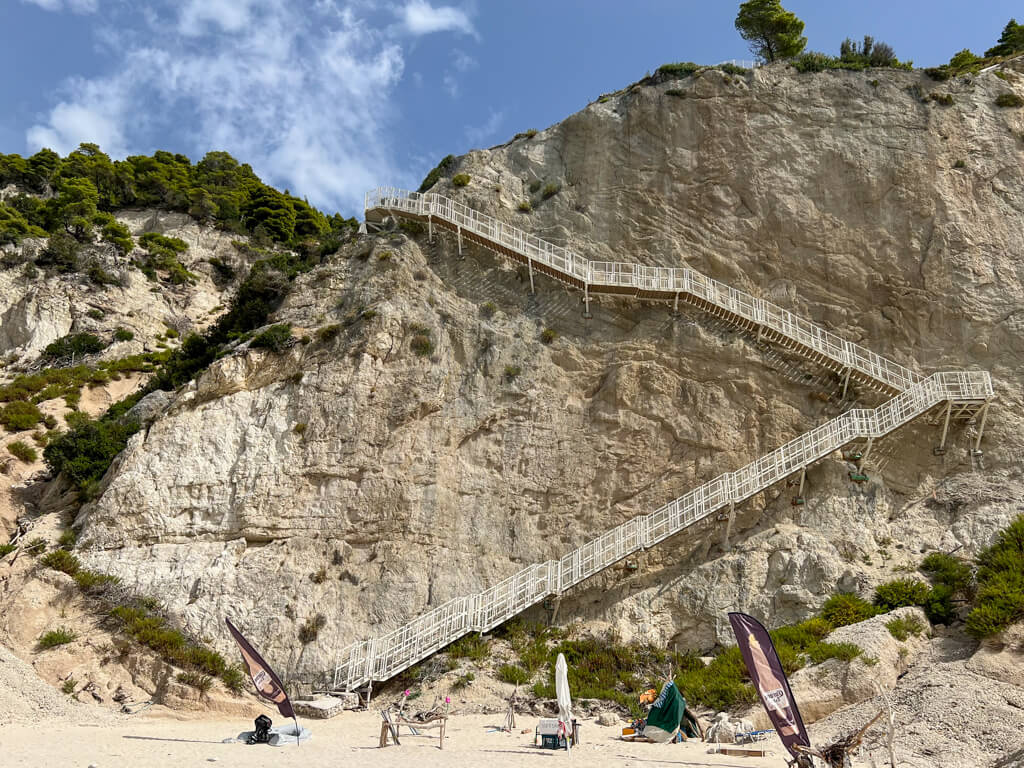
xmin=1 ymin=710 xmax=789 ymax=768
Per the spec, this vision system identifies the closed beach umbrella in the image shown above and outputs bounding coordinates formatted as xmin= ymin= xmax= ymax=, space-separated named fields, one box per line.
xmin=555 ymin=652 xmax=573 ymax=750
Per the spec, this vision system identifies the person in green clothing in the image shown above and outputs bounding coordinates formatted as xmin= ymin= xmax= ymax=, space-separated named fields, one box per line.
xmin=640 ymin=681 xmax=704 ymax=743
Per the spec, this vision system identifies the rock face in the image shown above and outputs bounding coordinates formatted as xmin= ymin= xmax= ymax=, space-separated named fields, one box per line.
xmin=966 ymin=620 xmax=1024 ymax=689
xmin=0 ymin=211 xmax=249 ymax=368
xmin=811 ymin=629 xmax=1024 ymax=768
xmin=20 ymin=63 xmax=1024 ymax=680
xmin=744 ymin=606 xmax=930 ymax=728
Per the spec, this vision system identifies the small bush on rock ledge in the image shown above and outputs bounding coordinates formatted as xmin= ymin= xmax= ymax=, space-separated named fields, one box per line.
xmin=452 ymin=173 xmax=471 ymax=187
xmin=409 ymin=324 xmax=434 ymax=357
xmin=38 ymin=627 xmax=77 ymax=649
xmin=541 ymin=182 xmax=561 ymax=199
xmin=44 ymin=332 xmax=107 ymax=361
xmin=41 ymin=549 xmax=80 ymax=575
xmin=177 ymin=671 xmax=214 ymax=693
xmin=299 ymin=614 xmax=327 ymax=643
xmin=7 ymin=440 xmax=37 ymax=463
xmin=251 ymin=323 xmax=293 ymax=353
xmin=886 ymin=615 xmax=926 ymax=641
xmin=873 ymin=578 xmax=930 ymax=610
xmin=821 ymin=593 xmax=880 ymax=627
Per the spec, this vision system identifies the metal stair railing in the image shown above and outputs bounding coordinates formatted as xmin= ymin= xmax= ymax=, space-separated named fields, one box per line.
xmin=365 ymin=187 xmax=921 ymax=393
xmin=332 ymin=370 xmax=992 ymax=691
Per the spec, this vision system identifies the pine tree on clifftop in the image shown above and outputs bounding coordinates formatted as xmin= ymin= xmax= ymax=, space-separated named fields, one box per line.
xmin=985 ymin=18 xmax=1024 ymax=58
xmin=735 ymin=0 xmax=807 ymax=63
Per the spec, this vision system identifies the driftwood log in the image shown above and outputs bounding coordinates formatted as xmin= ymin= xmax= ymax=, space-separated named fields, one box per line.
xmin=794 ymin=711 xmax=883 ymax=768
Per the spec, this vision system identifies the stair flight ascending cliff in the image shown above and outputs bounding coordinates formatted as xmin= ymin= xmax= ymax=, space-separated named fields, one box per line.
xmin=330 ymin=187 xmax=993 ymax=695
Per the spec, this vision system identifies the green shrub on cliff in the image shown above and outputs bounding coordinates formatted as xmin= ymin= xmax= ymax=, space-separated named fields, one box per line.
xmin=7 ymin=440 xmax=37 ymax=463
xmin=44 ymin=414 xmax=141 ymax=494
xmin=820 ymin=593 xmax=880 ymax=627
xmin=419 ymin=154 xmax=457 ymax=192
xmin=0 ymin=144 xmax=355 ymax=260
xmin=250 ymin=323 xmax=293 ymax=353
xmin=966 ymin=515 xmax=1024 ymax=638
xmin=43 ymin=332 xmax=107 ymax=360
xmin=1 ymin=400 xmax=43 ymax=431
xmin=0 ymin=204 xmax=46 ymax=245
xmin=873 ymin=579 xmax=930 ymax=611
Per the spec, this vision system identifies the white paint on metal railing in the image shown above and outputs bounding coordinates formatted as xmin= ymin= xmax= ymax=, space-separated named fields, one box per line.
xmin=331 ymin=190 xmax=994 ymax=692
xmin=365 ymin=187 xmax=918 ymax=392
xmin=332 ymin=368 xmax=992 ymax=690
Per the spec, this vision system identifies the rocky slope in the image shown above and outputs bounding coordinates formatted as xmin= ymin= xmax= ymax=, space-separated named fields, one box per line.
xmin=4 ymin=60 xmax=1024 ymax=698
xmin=0 ymin=211 xmax=257 ymax=544
xmin=0 ymin=210 xmax=251 ymax=369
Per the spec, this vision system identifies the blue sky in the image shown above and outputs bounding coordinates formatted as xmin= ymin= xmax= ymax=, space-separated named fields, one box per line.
xmin=1 ymin=0 xmax=1019 ymax=215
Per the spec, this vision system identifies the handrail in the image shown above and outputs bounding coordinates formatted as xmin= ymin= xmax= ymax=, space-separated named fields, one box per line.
xmin=331 ymin=369 xmax=990 ymax=689
xmin=330 ymin=189 xmax=993 ymax=692
xmin=365 ymin=187 xmax=921 ymax=393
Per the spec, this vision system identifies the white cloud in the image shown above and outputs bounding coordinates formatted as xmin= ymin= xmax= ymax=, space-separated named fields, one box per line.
xmin=451 ymin=49 xmax=475 ymax=72
xmin=442 ymin=49 xmax=476 ymax=98
xmin=21 ymin=0 xmax=98 ymax=12
xmin=399 ymin=0 xmax=475 ymax=37
xmin=25 ymin=1 xmax=423 ymax=213
xmin=443 ymin=73 xmax=459 ymax=98
xmin=177 ymin=0 xmax=261 ymax=36
xmin=26 ymin=77 xmax=128 ymax=156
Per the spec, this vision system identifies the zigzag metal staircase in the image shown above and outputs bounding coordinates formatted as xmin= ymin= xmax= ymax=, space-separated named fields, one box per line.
xmin=331 ymin=188 xmax=993 ymax=694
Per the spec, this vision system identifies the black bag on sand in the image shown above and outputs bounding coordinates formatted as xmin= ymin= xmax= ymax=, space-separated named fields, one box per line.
xmin=249 ymin=714 xmax=273 ymax=744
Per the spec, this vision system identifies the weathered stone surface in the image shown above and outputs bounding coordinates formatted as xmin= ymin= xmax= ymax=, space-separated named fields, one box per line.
xmin=748 ymin=606 xmax=930 ymax=726
xmin=293 ymin=696 xmax=350 ymax=719
xmin=595 ymin=711 xmax=619 ymax=726
xmin=811 ymin=630 xmax=1024 ymax=768
xmin=122 ymin=389 xmax=175 ymax=427
xmin=11 ymin=64 xmax=1023 ymax=684
xmin=0 ymin=211 xmax=253 ymax=368
xmin=966 ymin=621 xmax=1024 ymax=689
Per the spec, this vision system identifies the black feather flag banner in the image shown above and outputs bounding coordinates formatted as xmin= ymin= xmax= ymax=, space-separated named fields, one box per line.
xmin=728 ymin=612 xmax=810 ymax=761
xmin=225 ymin=617 xmax=295 ymax=720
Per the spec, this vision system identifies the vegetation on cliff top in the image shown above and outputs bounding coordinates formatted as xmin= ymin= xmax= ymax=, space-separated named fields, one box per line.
xmin=0 ymin=144 xmax=349 ymax=247
xmin=659 ymin=3 xmax=1015 ymax=82
xmin=0 ymin=144 xmax=358 ymax=291
xmin=735 ymin=0 xmax=806 ymax=63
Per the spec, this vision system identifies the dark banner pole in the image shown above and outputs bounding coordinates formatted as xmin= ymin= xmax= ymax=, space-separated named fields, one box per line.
xmin=728 ymin=612 xmax=810 ymax=762
xmin=225 ymin=617 xmax=300 ymax=746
